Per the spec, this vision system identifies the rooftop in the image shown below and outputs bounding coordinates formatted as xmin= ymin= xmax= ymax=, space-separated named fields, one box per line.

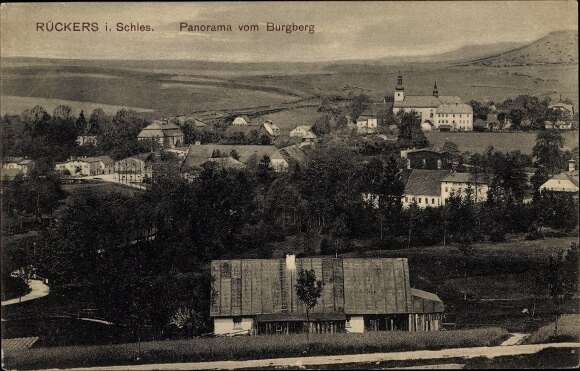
xmin=441 ymin=172 xmax=489 ymax=184
xmin=405 ymin=169 xmax=452 ymax=196
xmin=138 ymin=120 xmax=183 ymax=139
xmin=394 ymin=95 xmax=462 ymax=109
xmin=437 ymin=103 xmax=473 ymax=114
xmin=210 ymin=257 xmax=435 ymax=317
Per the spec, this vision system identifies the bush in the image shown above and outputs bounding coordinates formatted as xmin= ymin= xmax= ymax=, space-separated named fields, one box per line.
xmin=3 ymin=328 xmax=508 ymax=369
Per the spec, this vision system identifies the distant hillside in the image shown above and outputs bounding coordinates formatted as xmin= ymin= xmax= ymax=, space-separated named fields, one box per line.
xmin=370 ymin=42 xmax=527 ymax=65
xmin=469 ymin=30 xmax=578 ymax=67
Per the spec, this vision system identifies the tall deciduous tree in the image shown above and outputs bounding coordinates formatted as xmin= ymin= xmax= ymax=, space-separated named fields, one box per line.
xmin=295 ymin=268 xmax=322 ymax=339
xmin=533 ymin=130 xmax=565 ymax=176
xmin=397 ymin=111 xmax=428 ymax=149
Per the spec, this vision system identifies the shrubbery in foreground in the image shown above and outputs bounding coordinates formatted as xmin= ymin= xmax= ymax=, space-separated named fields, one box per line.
xmin=4 ymin=327 xmax=508 ymax=370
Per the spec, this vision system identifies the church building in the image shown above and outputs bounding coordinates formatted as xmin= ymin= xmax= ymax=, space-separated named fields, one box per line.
xmin=391 ymin=74 xmax=474 ymax=132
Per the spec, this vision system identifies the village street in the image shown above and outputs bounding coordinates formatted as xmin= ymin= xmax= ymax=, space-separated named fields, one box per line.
xmin=1 ymin=278 xmax=49 ymax=307
xmin=40 ymin=342 xmax=580 ymax=370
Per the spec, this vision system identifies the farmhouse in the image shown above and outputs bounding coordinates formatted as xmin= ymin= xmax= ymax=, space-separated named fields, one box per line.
xmin=540 ymin=160 xmax=579 ymax=193
xmin=403 ymin=169 xmax=451 ymax=208
xmin=290 ymin=125 xmax=317 ymax=142
xmin=137 ymin=120 xmax=184 ymax=148
xmin=391 ymin=74 xmax=473 ymax=132
xmin=263 ymin=120 xmax=281 ymax=138
xmin=548 ymin=102 xmax=575 ymax=118
xmin=356 ymin=109 xmax=378 ymax=134
xmin=114 ymin=153 xmax=155 ymax=182
xmin=232 ymin=116 xmax=252 ymax=126
xmin=210 ymin=256 xmax=444 ymax=335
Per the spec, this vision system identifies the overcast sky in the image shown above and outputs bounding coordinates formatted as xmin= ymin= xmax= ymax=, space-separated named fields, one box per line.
xmin=1 ymin=1 xmax=577 ymax=62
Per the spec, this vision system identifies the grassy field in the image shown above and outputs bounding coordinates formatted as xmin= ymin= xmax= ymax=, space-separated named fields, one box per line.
xmin=2 ymin=58 xmax=577 ymax=117
xmin=526 ymin=314 xmax=580 ymax=344
xmin=339 ymin=236 xmax=579 ymax=331
xmin=426 ymin=130 xmax=579 ymax=154
xmin=258 ymin=106 xmax=322 ymax=133
xmin=2 ymin=328 xmax=507 ymax=370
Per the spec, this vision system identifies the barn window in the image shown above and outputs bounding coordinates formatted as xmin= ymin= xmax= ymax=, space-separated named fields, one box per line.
xmin=221 ymin=262 xmax=231 ymax=278
xmin=233 ymin=317 xmax=243 ymax=329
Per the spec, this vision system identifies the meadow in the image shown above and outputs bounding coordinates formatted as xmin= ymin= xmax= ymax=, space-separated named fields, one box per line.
xmin=2 ymin=328 xmax=508 ymax=370
xmin=426 ymin=130 xmax=579 ymax=154
xmin=340 ymin=236 xmax=579 ymax=331
xmin=526 ymin=314 xmax=580 ymax=344
xmin=2 ymin=58 xmax=577 ymax=118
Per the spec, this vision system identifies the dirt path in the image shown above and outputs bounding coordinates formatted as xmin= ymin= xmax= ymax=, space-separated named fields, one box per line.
xmin=41 ymin=342 xmax=580 ymax=371
xmin=501 ymin=333 xmax=530 ymax=346
xmin=1 ymin=279 xmax=49 ymax=306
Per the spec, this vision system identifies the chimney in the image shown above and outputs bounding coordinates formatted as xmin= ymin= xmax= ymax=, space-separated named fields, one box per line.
xmin=285 ymin=254 xmax=296 ymax=272
xmin=569 ymin=159 xmax=576 ymax=172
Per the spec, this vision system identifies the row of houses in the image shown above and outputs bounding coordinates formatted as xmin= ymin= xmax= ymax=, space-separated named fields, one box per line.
xmin=55 ymin=156 xmax=116 ymax=177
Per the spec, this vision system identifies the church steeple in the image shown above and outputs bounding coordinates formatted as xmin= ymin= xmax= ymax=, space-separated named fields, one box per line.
xmin=433 ymin=80 xmax=439 ymax=97
xmin=396 ymin=72 xmax=404 ymax=90
xmin=394 ymin=72 xmax=405 ymax=102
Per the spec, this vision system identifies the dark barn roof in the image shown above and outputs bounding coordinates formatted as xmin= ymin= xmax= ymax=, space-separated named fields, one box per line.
xmin=210 ymin=257 xmax=442 ymax=318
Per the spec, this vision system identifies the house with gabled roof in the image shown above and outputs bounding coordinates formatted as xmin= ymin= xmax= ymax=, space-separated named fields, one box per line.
xmin=540 ymin=160 xmax=579 ymax=193
xmin=138 ymin=120 xmax=184 ymax=148
xmin=403 ymin=169 xmax=451 ymax=208
xmin=210 ymin=256 xmax=444 ymax=335
xmin=232 ymin=116 xmax=252 ymax=126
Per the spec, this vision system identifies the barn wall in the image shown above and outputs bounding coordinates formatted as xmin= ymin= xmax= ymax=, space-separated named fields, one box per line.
xmin=214 ymin=317 xmax=254 ymax=335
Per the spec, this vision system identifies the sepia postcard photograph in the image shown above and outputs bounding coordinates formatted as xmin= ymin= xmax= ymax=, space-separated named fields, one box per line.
xmin=0 ymin=1 xmax=578 ymax=369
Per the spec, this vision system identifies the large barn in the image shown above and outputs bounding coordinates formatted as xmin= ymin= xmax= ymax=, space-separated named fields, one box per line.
xmin=210 ymin=256 xmax=444 ymax=335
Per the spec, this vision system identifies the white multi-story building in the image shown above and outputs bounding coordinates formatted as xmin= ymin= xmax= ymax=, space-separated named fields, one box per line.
xmin=440 ymin=172 xmax=489 ymax=205
xmin=401 ymin=170 xmax=489 ymax=208
xmin=391 ymin=74 xmax=473 ymax=132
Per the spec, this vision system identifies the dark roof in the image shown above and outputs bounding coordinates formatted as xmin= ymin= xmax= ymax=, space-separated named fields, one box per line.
xmin=441 ymin=172 xmax=489 ymax=184
xmin=210 ymin=257 xmax=427 ymax=317
xmin=404 ymin=169 xmax=451 ymax=196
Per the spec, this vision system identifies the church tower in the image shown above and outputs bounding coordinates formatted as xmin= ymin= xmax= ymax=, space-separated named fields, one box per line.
xmin=394 ymin=72 xmax=405 ymax=102
xmin=432 ymin=81 xmax=439 ymax=98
